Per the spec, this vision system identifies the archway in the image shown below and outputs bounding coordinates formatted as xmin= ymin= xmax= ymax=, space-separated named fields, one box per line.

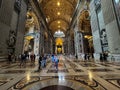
xmin=23 ymin=9 xmax=40 ymax=56
xmin=79 ymin=10 xmax=94 ymax=55
xmin=55 ymin=37 xmax=64 ymax=54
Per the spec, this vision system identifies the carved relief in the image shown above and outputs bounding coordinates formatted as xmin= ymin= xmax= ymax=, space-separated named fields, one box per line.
xmin=7 ymin=31 xmax=16 ymax=47
xmin=100 ymin=29 xmax=108 ymax=45
xmin=94 ymin=0 xmax=101 ymax=9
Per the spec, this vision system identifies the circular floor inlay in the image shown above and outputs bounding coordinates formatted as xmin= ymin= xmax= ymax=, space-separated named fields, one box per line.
xmin=40 ymin=85 xmax=74 ymax=90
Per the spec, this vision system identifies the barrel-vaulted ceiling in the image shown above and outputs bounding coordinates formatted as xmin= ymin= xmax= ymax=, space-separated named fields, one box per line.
xmin=38 ymin=0 xmax=78 ymax=34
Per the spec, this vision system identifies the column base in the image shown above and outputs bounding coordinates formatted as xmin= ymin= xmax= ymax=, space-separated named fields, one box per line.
xmin=108 ymin=54 xmax=120 ymax=62
xmin=93 ymin=53 xmax=100 ymax=61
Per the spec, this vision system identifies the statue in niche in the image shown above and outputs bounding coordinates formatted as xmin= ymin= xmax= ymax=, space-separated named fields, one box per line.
xmin=14 ymin=0 xmax=21 ymax=12
xmin=100 ymin=29 xmax=108 ymax=44
xmin=7 ymin=31 xmax=16 ymax=47
xmin=94 ymin=0 xmax=101 ymax=6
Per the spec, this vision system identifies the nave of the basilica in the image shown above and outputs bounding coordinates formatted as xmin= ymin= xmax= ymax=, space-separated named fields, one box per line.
xmin=0 ymin=0 xmax=120 ymax=90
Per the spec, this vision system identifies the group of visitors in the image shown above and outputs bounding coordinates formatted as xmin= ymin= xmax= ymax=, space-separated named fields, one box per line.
xmin=8 ymin=52 xmax=60 ymax=72
xmin=19 ymin=52 xmax=36 ymax=67
xmin=37 ymin=54 xmax=59 ymax=72
xmin=84 ymin=53 xmax=91 ymax=61
xmin=37 ymin=54 xmax=47 ymax=72
xmin=8 ymin=53 xmax=17 ymax=64
xmin=51 ymin=54 xmax=59 ymax=72
xmin=100 ymin=52 xmax=108 ymax=63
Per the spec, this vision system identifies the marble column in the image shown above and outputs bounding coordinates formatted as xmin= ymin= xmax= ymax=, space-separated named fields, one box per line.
xmin=63 ymin=39 xmax=67 ymax=54
xmin=0 ymin=0 xmax=16 ymax=56
xmin=50 ymin=39 xmax=53 ymax=54
xmin=15 ymin=0 xmax=28 ymax=56
xmin=90 ymin=0 xmax=120 ymax=61
xmin=70 ymin=36 xmax=75 ymax=55
xmin=74 ymin=25 xmax=84 ymax=59
xmin=68 ymin=35 xmax=71 ymax=55
xmin=89 ymin=0 xmax=103 ymax=60
xmin=33 ymin=33 xmax=40 ymax=56
xmin=39 ymin=25 xmax=44 ymax=55
xmin=101 ymin=0 xmax=120 ymax=54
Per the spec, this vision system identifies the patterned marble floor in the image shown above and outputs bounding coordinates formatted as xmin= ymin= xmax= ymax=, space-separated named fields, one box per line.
xmin=0 ymin=55 xmax=120 ymax=90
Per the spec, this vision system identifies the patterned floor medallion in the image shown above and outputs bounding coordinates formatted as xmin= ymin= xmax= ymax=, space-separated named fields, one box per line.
xmin=100 ymin=75 xmax=120 ymax=88
xmin=107 ymin=79 xmax=120 ymax=88
xmin=8 ymin=76 xmax=40 ymax=90
xmin=73 ymin=76 xmax=107 ymax=90
xmin=0 ymin=57 xmax=119 ymax=90
xmin=8 ymin=76 xmax=107 ymax=90
xmin=0 ymin=77 xmax=13 ymax=86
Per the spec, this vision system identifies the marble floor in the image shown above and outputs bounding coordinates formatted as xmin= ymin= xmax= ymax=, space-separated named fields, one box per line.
xmin=0 ymin=55 xmax=120 ymax=90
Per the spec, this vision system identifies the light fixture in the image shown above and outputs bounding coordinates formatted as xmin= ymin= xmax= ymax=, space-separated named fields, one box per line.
xmin=58 ymin=25 xmax=60 ymax=28
xmin=57 ymin=12 xmax=60 ymax=15
xmin=58 ymin=21 xmax=60 ymax=24
xmin=57 ymin=2 xmax=60 ymax=6
xmin=84 ymin=35 xmax=92 ymax=39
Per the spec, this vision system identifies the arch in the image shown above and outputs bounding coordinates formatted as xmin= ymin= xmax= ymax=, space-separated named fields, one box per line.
xmin=49 ymin=18 xmax=69 ymax=26
xmin=23 ymin=79 xmax=92 ymax=90
xmin=40 ymin=0 xmax=76 ymax=9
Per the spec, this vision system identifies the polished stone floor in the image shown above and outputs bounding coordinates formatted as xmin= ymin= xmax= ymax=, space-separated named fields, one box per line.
xmin=0 ymin=55 xmax=120 ymax=90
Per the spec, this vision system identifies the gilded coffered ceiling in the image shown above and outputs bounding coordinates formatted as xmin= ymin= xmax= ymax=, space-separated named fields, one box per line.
xmin=38 ymin=0 xmax=78 ymax=34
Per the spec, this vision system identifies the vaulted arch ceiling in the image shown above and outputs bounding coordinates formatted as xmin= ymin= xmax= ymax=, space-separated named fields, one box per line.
xmin=49 ymin=20 xmax=69 ymax=33
xmin=38 ymin=0 xmax=78 ymax=34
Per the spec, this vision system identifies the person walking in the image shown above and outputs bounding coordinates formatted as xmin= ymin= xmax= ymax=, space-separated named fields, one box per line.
xmin=37 ymin=55 xmax=42 ymax=72
xmin=51 ymin=54 xmax=55 ymax=67
xmin=20 ymin=53 xmax=26 ymax=67
xmin=54 ymin=55 xmax=59 ymax=72
xmin=103 ymin=52 xmax=108 ymax=63
xmin=43 ymin=55 xmax=47 ymax=68
xmin=8 ymin=53 xmax=12 ymax=64
xmin=30 ymin=53 xmax=35 ymax=66
xmin=100 ymin=53 xmax=103 ymax=62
